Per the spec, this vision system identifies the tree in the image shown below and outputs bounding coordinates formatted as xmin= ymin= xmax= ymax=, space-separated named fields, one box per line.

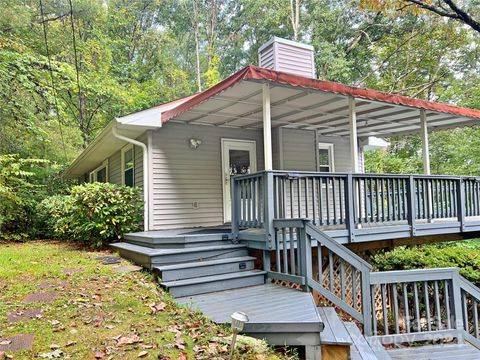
xmin=360 ymin=0 xmax=480 ymax=34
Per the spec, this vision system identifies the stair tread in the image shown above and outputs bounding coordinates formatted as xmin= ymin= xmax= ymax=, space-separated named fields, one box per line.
xmin=161 ymin=270 xmax=266 ymax=287
xmin=387 ymin=343 xmax=480 ymax=359
xmin=154 ymin=256 xmax=256 ymax=271
xmin=111 ymin=242 xmax=245 ymax=256
xmin=317 ymin=307 xmax=352 ymax=345
xmin=344 ymin=322 xmax=390 ymax=360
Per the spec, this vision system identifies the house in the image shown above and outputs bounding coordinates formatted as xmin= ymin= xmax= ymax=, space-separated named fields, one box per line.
xmin=65 ymin=37 xmax=480 ymax=360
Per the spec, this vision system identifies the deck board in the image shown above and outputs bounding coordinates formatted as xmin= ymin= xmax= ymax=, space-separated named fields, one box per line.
xmin=387 ymin=343 xmax=480 ymax=360
xmin=177 ymin=284 xmax=322 ymax=332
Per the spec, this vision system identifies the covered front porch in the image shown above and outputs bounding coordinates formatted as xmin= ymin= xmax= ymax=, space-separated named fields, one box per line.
xmin=158 ymin=66 xmax=480 ymax=245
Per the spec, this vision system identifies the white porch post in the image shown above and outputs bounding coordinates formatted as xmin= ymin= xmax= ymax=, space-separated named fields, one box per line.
xmin=420 ymin=109 xmax=430 ymax=175
xmin=349 ymin=96 xmax=359 ymax=173
xmin=263 ymin=82 xmax=273 ymax=171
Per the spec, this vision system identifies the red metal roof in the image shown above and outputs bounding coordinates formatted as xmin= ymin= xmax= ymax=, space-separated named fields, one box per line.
xmin=161 ymin=65 xmax=480 ymax=124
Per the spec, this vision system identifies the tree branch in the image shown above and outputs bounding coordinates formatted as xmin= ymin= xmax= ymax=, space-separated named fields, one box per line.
xmin=404 ymin=0 xmax=480 ymax=33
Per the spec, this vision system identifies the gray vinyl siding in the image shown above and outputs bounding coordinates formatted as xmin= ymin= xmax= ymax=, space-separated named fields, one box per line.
xmin=281 ymin=129 xmax=317 ymax=171
xmin=274 ymin=128 xmax=356 ymax=172
xmin=272 ymin=127 xmax=281 ymax=170
xmin=151 ymin=122 xmax=264 ymax=230
xmin=108 ymin=151 xmax=122 ymax=185
xmin=134 ymin=133 xmax=146 ymax=194
xmin=83 ymin=135 xmax=146 ymax=197
xmin=317 ymin=134 xmax=352 ymax=172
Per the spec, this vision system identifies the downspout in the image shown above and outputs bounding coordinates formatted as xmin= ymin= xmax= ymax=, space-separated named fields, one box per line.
xmin=112 ymin=124 xmax=149 ymax=231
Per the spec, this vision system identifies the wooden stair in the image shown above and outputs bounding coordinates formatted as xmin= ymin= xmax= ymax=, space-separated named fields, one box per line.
xmin=111 ymin=231 xmax=264 ymax=298
xmin=317 ymin=307 xmax=391 ymax=360
xmin=387 ymin=343 xmax=480 ymax=360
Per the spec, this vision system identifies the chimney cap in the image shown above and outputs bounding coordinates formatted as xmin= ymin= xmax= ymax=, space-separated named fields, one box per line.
xmin=258 ymin=36 xmax=314 ymax=53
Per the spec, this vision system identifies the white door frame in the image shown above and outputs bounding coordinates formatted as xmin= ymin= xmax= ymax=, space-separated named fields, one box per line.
xmin=221 ymin=138 xmax=257 ymax=223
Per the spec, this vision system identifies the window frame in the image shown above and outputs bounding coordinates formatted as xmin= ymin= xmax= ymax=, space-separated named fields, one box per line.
xmin=89 ymin=160 xmax=109 ymax=183
xmin=121 ymin=144 xmax=135 ymax=186
xmin=317 ymin=142 xmax=335 ymax=172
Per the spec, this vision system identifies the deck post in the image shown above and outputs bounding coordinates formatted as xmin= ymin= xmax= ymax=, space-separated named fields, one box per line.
xmin=457 ymin=178 xmax=466 ymax=231
xmin=345 ymin=173 xmax=356 ymax=242
xmin=264 ymin=171 xmax=275 ymax=249
xmin=231 ymin=177 xmax=241 ymax=240
xmin=420 ymin=109 xmax=430 ymax=175
xmin=263 ymin=83 xmax=273 ymax=171
xmin=299 ymin=223 xmax=312 ymax=292
xmin=407 ymin=175 xmax=416 ymax=236
xmin=348 ymin=96 xmax=359 ymax=173
xmin=451 ymin=270 xmax=465 ymax=339
xmin=361 ymin=268 xmax=373 ymax=336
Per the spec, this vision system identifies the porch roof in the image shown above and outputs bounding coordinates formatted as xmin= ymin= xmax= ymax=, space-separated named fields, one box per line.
xmin=161 ymin=66 xmax=480 ymax=138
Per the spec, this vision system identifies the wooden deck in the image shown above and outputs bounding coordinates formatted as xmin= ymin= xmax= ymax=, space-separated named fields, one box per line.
xmin=177 ymin=283 xmax=323 ymax=346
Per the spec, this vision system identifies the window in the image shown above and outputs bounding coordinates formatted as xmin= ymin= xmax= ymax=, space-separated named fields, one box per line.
xmin=121 ymin=144 xmax=134 ymax=187
xmin=318 ymin=143 xmax=334 ymax=172
xmin=89 ymin=160 xmax=108 ymax=183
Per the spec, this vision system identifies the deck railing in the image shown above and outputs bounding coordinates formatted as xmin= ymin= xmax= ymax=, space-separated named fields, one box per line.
xmin=266 ymin=218 xmax=480 ymax=343
xmin=232 ymin=171 xmax=480 ymax=246
xmin=270 ymin=218 xmax=373 ymax=334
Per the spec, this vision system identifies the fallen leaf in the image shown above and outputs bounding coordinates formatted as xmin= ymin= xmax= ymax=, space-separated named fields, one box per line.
xmin=140 ymin=344 xmax=153 ymax=349
xmin=117 ymin=334 xmax=142 ymax=347
xmin=177 ymin=352 xmax=188 ymax=360
xmin=94 ymin=351 xmax=106 ymax=359
xmin=0 ymin=340 xmax=11 ymax=346
xmin=49 ymin=344 xmax=60 ymax=350
xmin=137 ymin=351 xmax=148 ymax=358
xmin=38 ymin=349 xmax=63 ymax=359
xmin=65 ymin=340 xmax=76 ymax=347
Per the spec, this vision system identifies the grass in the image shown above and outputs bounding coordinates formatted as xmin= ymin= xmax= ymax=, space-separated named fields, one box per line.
xmin=0 ymin=241 xmax=295 ymax=360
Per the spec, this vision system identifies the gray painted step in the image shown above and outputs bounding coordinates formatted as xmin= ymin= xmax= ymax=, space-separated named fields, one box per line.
xmin=110 ymin=242 xmax=248 ymax=268
xmin=125 ymin=231 xmax=232 ymax=249
xmin=317 ymin=307 xmax=352 ymax=345
xmin=387 ymin=343 xmax=480 ymax=360
xmin=154 ymin=256 xmax=256 ymax=281
xmin=344 ymin=322 xmax=391 ymax=360
xmin=162 ymin=270 xmax=266 ymax=297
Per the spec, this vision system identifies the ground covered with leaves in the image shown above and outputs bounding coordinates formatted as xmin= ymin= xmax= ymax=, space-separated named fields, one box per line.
xmin=0 ymin=241 xmax=294 ymax=360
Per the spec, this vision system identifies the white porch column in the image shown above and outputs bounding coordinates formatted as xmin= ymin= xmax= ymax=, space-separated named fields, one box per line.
xmin=348 ymin=96 xmax=359 ymax=173
xmin=263 ymin=82 xmax=273 ymax=171
xmin=420 ymin=109 xmax=430 ymax=175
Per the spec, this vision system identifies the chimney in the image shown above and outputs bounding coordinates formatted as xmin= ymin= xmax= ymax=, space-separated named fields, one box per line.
xmin=258 ymin=37 xmax=316 ymax=79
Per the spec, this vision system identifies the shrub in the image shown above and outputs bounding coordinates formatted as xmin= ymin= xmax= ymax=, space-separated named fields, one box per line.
xmin=38 ymin=182 xmax=143 ymax=247
xmin=36 ymin=195 xmax=73 ymax=239
xmin=371 ymin=242 xmax=480 ymax=286
xmin=0 ymin=154 xmax=50 ymax=240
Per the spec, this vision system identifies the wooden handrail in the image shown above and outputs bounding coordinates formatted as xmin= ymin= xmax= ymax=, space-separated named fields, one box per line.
xmin=232 ymin=170 xmax=480 ymax=246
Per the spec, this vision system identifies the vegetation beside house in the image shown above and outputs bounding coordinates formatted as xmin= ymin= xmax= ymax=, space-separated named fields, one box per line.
xmin=371 ymin=240 xmax=480 ymax=286
xmin=0 ymin=241 xmax=294 ymax=360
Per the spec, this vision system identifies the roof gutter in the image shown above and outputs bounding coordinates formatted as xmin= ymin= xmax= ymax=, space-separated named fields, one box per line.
xmin=112 ymin=123 xmax=149 ymax=231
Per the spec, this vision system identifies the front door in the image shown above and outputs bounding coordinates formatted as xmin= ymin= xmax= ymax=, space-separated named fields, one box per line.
xmin=221 ymin=139 xmax=257 ymax=223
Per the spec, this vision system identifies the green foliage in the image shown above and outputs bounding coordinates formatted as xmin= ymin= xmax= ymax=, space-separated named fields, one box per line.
xmin=0 ymin=154 xmax=53 ymax=240
xmin=38 ymin=183 xmax=143 ymax=247
xmin=371 ymin=242 xmax=480 ymax=285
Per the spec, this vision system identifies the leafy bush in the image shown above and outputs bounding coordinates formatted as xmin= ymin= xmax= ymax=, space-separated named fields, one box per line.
xmin=38 ymin=183 xmax=143 ymax=247
xmin=0 ymin=154 xmax=53 ymax=240
xmin=36 ymin=195 xmax=73 ymax=239
xmin=371 ymin=242 xmax=480 ymax=285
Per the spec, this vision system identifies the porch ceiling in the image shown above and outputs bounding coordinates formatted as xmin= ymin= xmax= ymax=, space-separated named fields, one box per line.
xmin=169 ymin=79 xmax=478 ymax=138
